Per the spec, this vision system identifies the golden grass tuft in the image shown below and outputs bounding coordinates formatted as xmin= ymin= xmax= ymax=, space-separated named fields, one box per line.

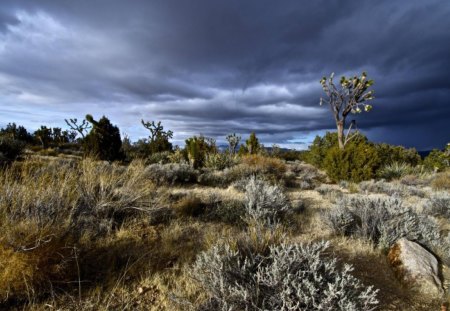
xmin=241 ymin=154 xmax=287 ymax=175
xmin=0 ymin=223 xmax=76 ymax=301
xmin=432 ymin=170 xmax=450 ymax=191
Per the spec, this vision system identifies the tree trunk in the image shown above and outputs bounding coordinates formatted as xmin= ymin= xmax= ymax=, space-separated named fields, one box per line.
xmin=337 ymin=119 xmax=345 ymax=150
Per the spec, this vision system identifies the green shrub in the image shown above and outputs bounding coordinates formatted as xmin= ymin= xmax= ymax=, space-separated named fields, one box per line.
xmin=0 ymin=137 xmax=25 ymax=164
xmin=84 ymin=115 xmax=123 ymax=161
xmin=204 ymin=152 xmax=238 ymax=170
xmin=423 ymin=145 xmax=450 ymax=172
xmin=378 ymin=162 xmax=416 ymax=180
xmin=374 ymin=143 xmax=421 ymax=167
xmin=323 ymin=141 xmax=380 ymax=182
xmin=185 ymin=135 xmax=217 ymax=168
xmin=303 ymin=132 xmax=339 ymax=168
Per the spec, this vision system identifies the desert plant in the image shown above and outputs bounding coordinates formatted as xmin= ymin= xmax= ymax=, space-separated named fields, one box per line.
xmin=0 ymin=123 xmax=33 ymax=143
xmin=0 ymin=159 xmax=158 ymax=301
xmin=324 ymin=196 xmax=441 ymax=250
xmin=241 ymin=154 xmax=287 ymax=181
xmin=169 ymin=147 xmax=188 ymax=164
xmin=243 ymin=176 xmax=290 ymax=227
xmin=141 ymin=119 xmax=173 ymax=154
xmin=423 ymin=192 xmax=450 ymax=218
xmin=147 ymin=151 xmax=172 ymax=164
xmin=147 ymin=163 xmax=198 ymax=185
xmin=319 ymin=72 xmax=375 ymax=149
xmin=315 ymin=184 xmax=344 ymax=202
xmin=358 ymin=180 xmax=426 ymax=198
xmin=423 ymin=145 xmax=450 ymax=172
xmin=245 ymin=132 xmax=260 ymax=155
xmin=192 ymin=241 xmax=379 ymax=311
xmin=33 ymin=126 xmax=53 ymax=149
xmin=65 ymin=118 xmax=91 ymax=139
xmin=226 ymin=133 xmax=241 ymax=155
xmin=0 ymin=136 xmax=25 ymax=165
xmin=185 ymin=136 xmax=217 ymax=169
xmin=374 ymin=143 xmax=421 ymax=167
xmin=204 ymin=152 xmax=237 ymax=170
xmin=323 ymin=141 xmax=381 ymax=182
xmin=84 ymin=115 xmax=123 ymax=161
xmin=378 ymin=162 xmax=415 ymax=180
xmin=432 ymin=170 xmax=450 ymax=190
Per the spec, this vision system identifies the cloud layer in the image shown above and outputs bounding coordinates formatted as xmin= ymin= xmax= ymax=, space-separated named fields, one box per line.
xmin=0 ymin=0 xmax=449 ymax=149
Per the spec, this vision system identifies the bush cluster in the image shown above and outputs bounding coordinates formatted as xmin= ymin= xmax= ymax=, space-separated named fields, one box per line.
xmin=324 ymin=196 xmax=441 ymax=250
xmin=302 ymin=132 xmax=425 ymax=182
xmin=424 ymin=192 xmax=450 ymax=218
xmin=358 ymin=179 xmax=426 ymax=198
xmin=0 ymin=137 xmax=25 ymax=165
xmin=204 ymin=153 xmax=238 ymax=170
xmin=378 ymin=162 xmax=427 ymax=180
xmin=147 ymin=163 xmax=198 ymax=185
xmin=323 ymin=141 xmax=380 ymax=182
xmin=84 ymin=115 xmax=123 ymax=161
xmin=192 ymin=241 xmax=379 ymax=311
xmin=423 ymin=146 xmax=450 ymax=172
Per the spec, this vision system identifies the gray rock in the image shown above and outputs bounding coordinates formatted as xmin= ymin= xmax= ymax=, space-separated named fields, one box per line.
xmin=388 ymin=238 xmax=443 ymax=296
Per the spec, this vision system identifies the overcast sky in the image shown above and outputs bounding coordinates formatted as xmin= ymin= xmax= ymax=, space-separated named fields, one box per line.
xmin=0 ymin=0 xmax=449 ymax=150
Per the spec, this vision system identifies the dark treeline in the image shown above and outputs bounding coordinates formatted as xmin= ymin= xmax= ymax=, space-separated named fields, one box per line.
xmin=0 ymin=114 xmax=449 ymax=182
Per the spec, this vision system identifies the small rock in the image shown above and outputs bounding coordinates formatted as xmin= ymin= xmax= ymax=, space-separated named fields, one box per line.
xmin=388 ymin=238 xmax=443 ymax=296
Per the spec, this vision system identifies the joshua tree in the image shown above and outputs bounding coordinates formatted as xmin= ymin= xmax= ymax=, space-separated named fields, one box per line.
xmin=226 ymin=133 xmax=241 ymax=155
xmin=246 ymin=132 xmax=260 ymax=155
xmin=141 ymin=120 xmax=173 ymax=153
xmin=64 ymin=118 xmax=91 ymax=139
xmin=185 ymin=135 xmax=217 ymax=168
xmin=319 ymin=72 xmax=375 ymax=149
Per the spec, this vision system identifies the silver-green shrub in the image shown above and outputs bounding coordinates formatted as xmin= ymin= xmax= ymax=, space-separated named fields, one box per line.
xmin=324 ymin=196 xmax=440 ymax=250
xmin=359 ymin=180 xmax=425 ymax=198
xmin=146 ymin=163 xmax=198 ymax=185
xmin=424 ymin=191 xmax=450 ymax=218
xmin=192 ymin=241 xmax=379 ymax=311
xmin=244 ymin=176 xmax=290 ymax=226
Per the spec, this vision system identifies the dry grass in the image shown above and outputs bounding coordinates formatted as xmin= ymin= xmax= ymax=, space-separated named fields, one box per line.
xmin=432 ymin=170 xmax=450 ymax=191
xmin=1 ymin=157 xmax=449 ymax=310
xmin=0 ymin=158 xmax=157 ymax=303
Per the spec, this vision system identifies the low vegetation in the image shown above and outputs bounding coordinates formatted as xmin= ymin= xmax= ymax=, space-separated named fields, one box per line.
xmin=0 ymin=117 xmax=449 ymax=310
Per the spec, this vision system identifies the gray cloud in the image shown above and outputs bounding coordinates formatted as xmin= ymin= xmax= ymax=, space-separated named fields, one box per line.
xmin=0 ymin=0 xmax=449 ymax=149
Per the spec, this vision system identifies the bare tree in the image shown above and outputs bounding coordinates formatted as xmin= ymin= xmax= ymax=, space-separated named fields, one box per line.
xmin=319 ymin=72 xmax=375 ymax=149
xmin=65 ymin=118 xmax=91 ymax=139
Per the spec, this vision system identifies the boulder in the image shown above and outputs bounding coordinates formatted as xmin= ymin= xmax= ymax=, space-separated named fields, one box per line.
xmin=388 ymin=238 xmax=443 ymax=296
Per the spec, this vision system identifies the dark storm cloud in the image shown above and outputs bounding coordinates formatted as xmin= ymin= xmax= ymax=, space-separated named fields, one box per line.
xmin=0 ymin=0 xmax=449 ymax=149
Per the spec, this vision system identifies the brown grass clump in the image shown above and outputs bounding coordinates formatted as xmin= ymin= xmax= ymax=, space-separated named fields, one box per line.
xmin=0 ymin=224 xmax=76 ymax=301
xmin=0 ymin=158 xmax=158 ymax=303
xmin=432 ymin=170 xmax=450 ymax=191
xmin=241 ymin=154 xmax=287 ymax=175
xmin=173 ymin=194 xmax=205 ymax=218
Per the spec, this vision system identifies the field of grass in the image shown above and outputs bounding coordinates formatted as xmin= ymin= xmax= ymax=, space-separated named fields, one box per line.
xmin=0 ymin=154 xmax=449 ymax=310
